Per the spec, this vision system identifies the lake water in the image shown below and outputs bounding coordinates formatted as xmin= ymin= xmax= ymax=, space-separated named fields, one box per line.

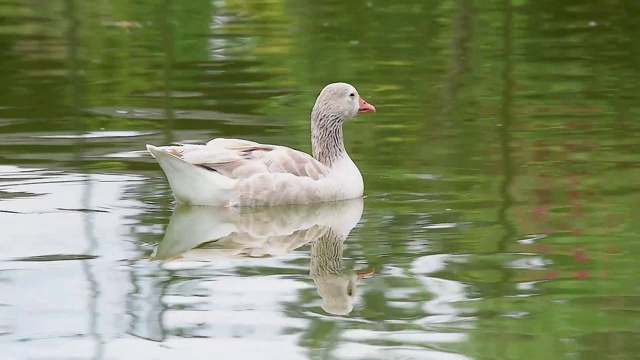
xmin=1 ymin=1 xmax=639 ymax=359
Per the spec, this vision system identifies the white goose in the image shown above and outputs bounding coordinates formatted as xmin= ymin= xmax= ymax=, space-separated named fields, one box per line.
xmin=146 ymin=82 xmax=376 ymax=207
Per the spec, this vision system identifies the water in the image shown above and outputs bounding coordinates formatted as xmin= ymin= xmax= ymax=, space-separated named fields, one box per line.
xmin=1 ymin=0 xmax=640 ymax=359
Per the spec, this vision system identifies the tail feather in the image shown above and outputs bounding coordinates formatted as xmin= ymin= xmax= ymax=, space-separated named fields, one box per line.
xmin=146 ymin=144 xmax=236 ymax=206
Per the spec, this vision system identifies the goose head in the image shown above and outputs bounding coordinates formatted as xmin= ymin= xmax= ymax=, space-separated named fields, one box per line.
xmin=311 ymin=82 xmax=376 ymax=122
xmin=310 ymin=83 xmax=376 ymax=165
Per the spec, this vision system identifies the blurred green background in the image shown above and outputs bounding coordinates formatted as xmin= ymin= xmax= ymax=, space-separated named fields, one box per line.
xmin=1 ymin=1 xmax=639 ymax=359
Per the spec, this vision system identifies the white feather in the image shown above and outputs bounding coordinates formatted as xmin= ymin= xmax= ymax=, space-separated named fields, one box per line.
xmin=146 ymin=82 xmax=375 ymax=207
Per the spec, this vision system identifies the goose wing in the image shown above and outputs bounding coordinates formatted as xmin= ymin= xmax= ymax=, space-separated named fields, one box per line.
xmin=157 ymin=138 xmax=330 ymax=180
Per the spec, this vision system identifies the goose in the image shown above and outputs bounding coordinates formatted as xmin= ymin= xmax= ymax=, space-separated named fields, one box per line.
xmin=146 ymin=82 xmax=376 ymax=207
xmin=152 ymin=199 xmax=373 ymax=315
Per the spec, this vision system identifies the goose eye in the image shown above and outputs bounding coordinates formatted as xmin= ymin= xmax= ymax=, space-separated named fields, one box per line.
xmin=349 ymin=93 xmax=355 ymax=98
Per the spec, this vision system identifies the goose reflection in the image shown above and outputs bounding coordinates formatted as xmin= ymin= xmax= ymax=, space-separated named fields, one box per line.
xmin=152 ymin=198 xmax=373 ymax=315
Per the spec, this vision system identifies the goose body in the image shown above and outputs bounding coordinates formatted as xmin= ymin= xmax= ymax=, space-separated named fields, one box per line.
xmin=146 ymin=82 xmax=375 ymax=207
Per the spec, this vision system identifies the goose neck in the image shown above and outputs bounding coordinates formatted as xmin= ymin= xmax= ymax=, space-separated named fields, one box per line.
xmin=311 ymin=113 xmax=345 ymax=166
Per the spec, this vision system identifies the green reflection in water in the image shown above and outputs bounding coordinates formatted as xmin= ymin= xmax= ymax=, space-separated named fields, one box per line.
xmin=0 ymin=0 xmax=639 ymax=359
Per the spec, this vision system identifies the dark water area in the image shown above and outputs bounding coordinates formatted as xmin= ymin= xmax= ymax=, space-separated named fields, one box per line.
xmin=1 ymin=1 xmax=639 ymax=359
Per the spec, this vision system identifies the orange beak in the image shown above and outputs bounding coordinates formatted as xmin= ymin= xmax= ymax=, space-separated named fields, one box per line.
xmin=358 ymin=97 xmax=376 ymax=114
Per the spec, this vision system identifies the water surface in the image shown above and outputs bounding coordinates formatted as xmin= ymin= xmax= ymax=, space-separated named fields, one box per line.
xmin=1 ymin=1 xmax=640 ymax=359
